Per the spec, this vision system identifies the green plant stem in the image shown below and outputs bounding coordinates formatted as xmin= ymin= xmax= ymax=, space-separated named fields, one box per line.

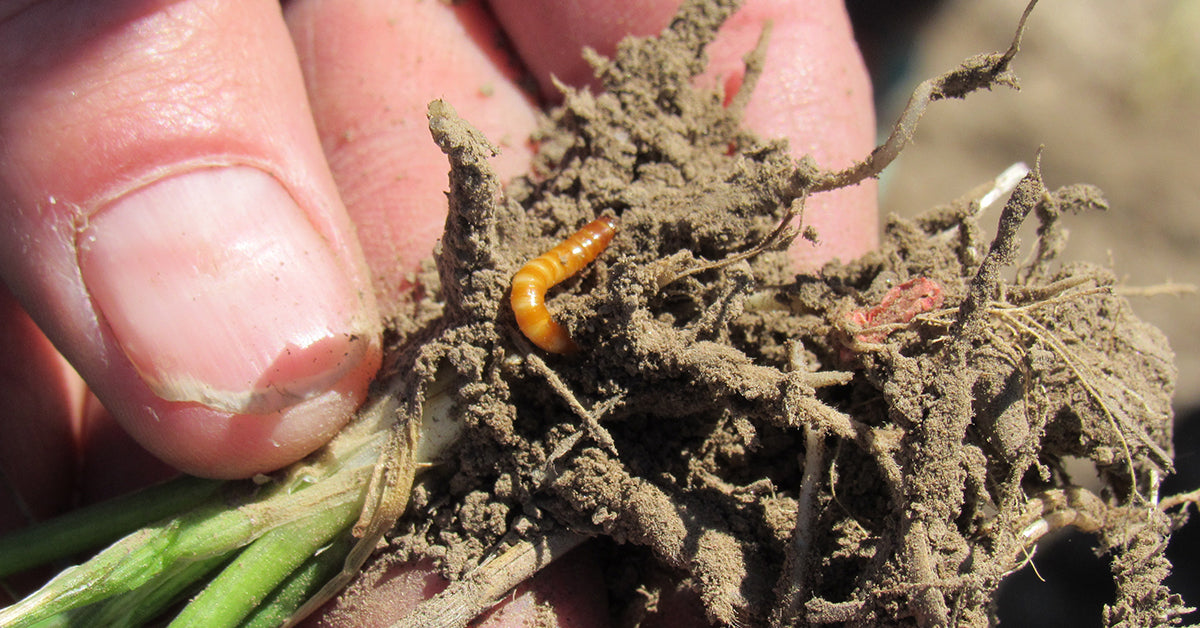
xmin=0 ymin=368 xmax=457 ymax=628
xmin=240 ymin=534 xmax=354 ymax=628
xmin=0 ymin=461 xmax=372 ymax=628
xmin=63 ymin=554 xmax=228 ymax=628
xmin=168 ymin=488 xmax=363 ymax=628
xmin=0 ymin=476 xmax=223 ymax=579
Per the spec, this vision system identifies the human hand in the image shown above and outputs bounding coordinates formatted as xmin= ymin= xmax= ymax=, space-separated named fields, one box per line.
xmin=0 ymin=0 xmax=875 ymax=624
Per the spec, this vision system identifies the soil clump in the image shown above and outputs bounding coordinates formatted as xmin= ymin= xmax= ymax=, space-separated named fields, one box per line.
xmin=331 ymin=1 xmax=1191 ymax=625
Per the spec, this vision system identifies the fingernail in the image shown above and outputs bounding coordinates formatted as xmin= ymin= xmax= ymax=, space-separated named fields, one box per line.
xmin=78 ymin=166 xmax=376 ymax=414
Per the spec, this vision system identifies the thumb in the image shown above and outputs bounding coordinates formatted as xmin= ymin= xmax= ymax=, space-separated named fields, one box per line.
xmin=0 ymin=0 xmax=381 ymax=478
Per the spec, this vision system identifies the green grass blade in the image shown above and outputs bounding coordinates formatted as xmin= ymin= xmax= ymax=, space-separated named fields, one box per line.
xmin=0 ymin=463 xmax=370 ymax=628
xmin=168 ymin=493 xmax=361 ymax=628
xmin=0 ymin=476 xmax=223 ymax=579
xmin=61 ymin=554 xmax=228 ymax=628
xmin=240 ymin=534 xmax=354 ymax=628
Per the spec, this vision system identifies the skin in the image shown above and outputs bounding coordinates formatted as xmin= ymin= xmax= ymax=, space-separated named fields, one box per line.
xmin=0 ymin=0 xmax=875 ymax=624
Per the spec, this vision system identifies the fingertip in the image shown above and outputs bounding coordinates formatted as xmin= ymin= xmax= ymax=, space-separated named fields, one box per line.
xmin=488 ymin=0 xmax=678 ymax=98
xmin=301 ymin=545 xmax=608 ymax=627
xmin=0 ymin=284 xmax=82 ymax=530
xmin=474 ymin=542 xmax=609 ymax=628
xmin=75 ymin=167 xmax=384 ymax=477
xmin=75 ymin=394 xmax=178 ymax=502
xmin=115 ymin=328 xmax=381 ymax=479
xmin=702 ymin=0 xmax=878 ymax=269
xmin=286 ymin=0 xmax=540 ymax=313
xmin=0 ymin=0 xmax=385 ymax=479
xmin=79 ymin=166 xmax=379 ymax=417
xmin=491 ymin=0 xmax=879 ymax=269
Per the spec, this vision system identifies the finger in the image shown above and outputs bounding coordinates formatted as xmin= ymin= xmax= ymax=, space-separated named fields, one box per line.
xmin=0 ymin=0 xmax=382 ymax=478
xmin=286 ymin=0 xmax=540 ymax=314
xmin=75 ymin=393 xmax=179 ymax=504
xmin=286 ymin=1 xmax=871 ymax=625
xmin=0 ymin=283 xmax=82 ymax=531
xmin=473 ymin=544 xmax=609 ymax=628
xmin=285 ymin=2 xmax=584 ymax=623
xmin=301 ymin=549 xmax=608 ymax=627
xmin=489 ymin=0 xmax=878 ymax=269
xmin=0 ymin=283 xmax=171 ymax=531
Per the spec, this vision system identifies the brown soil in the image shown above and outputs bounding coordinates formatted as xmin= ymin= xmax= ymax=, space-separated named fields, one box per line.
xmin=884 ymin=0 xmax=1200 ymax=412
xmin=327 ymin=1 xmax=1192 ymax=625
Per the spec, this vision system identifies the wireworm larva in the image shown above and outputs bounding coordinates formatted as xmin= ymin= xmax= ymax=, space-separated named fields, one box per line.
xmin=510 ymin=215 xmax=618 ymax=353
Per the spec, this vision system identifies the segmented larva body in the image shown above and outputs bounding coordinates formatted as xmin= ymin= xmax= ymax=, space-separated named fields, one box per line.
xmin=511 ymin=215 xmax=618 ymax=353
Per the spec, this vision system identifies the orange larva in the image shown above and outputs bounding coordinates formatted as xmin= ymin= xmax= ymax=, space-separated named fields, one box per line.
xmin=511 ymin=215 xmax=618 ymax=353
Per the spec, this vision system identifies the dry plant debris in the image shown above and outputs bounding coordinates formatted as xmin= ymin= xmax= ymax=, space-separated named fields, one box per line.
xmin=320 ymin=0 xmax=1196 ymax=625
